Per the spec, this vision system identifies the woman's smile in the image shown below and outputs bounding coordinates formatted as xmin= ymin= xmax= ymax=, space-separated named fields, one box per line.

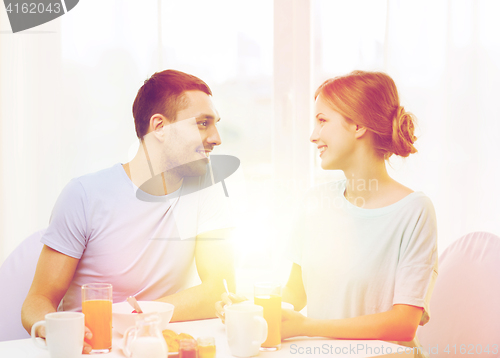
xmin=318 ymin=145 xmax=327 ymax=157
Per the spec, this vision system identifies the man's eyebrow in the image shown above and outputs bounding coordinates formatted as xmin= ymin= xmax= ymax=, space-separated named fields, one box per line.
xmin=196 ymin=114 xmax=221 ymax=122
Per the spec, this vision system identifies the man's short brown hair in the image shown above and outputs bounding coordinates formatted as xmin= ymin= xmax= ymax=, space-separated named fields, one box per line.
xmin=132 ymin=70 xmax=212 ymax=139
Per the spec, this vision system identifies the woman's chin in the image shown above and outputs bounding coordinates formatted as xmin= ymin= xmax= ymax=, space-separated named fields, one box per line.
xmin=320 ymin=160 xmax=336 ymax=170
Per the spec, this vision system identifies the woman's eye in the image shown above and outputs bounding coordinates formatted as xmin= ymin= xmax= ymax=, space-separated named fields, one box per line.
xmin=198 ymin=121 xmax=208 ymax=127
xmin=318 ymin=118 xmax=326 ymax=123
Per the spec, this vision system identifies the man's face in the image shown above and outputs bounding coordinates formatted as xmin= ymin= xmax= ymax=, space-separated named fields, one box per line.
xmin=162 ymin=90 xmax=222 ymax=177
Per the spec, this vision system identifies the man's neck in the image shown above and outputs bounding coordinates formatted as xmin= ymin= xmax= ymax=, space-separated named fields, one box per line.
xmin=123 ymin=143 xmax=183 ymax=196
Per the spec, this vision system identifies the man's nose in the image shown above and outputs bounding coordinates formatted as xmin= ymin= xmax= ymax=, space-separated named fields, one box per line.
xmin=207 ymin=126 xmax=222 ymax=146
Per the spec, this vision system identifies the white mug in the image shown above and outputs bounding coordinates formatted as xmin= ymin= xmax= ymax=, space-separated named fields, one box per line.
xmin=31 ymin=312 xmax=85 ymax=358
xmin=225 ymin=304 xmax=268 ymax=357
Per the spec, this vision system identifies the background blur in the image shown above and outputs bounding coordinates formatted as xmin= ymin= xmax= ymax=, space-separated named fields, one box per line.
xmin=1 ymin=0 xmax=499 ymax=295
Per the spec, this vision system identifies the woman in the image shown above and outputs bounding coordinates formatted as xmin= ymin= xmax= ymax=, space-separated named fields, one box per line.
xmin=218 ymin=71 xmax=437 ymax=356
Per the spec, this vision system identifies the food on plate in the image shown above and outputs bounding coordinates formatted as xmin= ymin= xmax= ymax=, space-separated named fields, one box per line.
xmin=162 ymin=329 xmax=194 ymax=353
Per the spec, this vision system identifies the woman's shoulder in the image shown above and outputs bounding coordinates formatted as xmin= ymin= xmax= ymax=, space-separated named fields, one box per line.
xmin=379 ymin=182 xmax=415 ymax=206
xmin=396 ymin=190 xmax=436 ymax=220
xmin=379 ymin=180 xmax=434 ymax=210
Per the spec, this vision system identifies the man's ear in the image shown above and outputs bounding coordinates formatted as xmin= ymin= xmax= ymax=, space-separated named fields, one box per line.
xmin=354 ymin=124 xmax=368 ymax=139
xmin=149 ymin=113 xmax=168 ymax=138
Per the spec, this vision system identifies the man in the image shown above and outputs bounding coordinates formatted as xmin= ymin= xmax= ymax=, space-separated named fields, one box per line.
xmin=22 ymin=70 xmax=235 ymax=353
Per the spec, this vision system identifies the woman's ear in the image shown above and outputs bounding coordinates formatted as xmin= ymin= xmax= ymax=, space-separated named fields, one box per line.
xmin=354 ymin=124 xmax=368 ymax=139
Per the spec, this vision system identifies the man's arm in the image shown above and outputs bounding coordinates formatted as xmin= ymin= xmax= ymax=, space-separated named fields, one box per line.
xmin=21 ymin=245 xmax=79 ymax=333
xmin=22 ymin=245 xmax=93 ymax=353
xmin=156 ymin=228 xmax=235 ymax=321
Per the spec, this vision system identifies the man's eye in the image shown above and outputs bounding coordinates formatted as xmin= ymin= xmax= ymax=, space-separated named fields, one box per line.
xmin=198 ymin=121 xmax=208 ymax=127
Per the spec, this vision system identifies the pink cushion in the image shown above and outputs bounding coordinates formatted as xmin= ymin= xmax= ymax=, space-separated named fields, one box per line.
xmin=0 ymin=230 xmax=44 ymax=341
xmin=417 ymin=232 xmax=500 ymax=356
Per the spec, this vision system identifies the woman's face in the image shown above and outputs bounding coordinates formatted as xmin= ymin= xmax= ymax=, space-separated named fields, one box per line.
xmin=310 ymin=93 xmax=357 ymax=170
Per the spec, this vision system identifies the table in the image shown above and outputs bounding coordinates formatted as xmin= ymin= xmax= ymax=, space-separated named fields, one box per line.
xmin=0 ymin=319 xmax=415 ymax=358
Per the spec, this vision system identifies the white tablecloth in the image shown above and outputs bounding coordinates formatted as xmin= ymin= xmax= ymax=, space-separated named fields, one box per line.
xmin=0 ymin=318 xmax=414 ymax=358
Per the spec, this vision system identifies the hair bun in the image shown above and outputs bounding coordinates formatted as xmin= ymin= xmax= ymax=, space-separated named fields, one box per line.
xmin=391 ymin=106 xmax=417 ymax=157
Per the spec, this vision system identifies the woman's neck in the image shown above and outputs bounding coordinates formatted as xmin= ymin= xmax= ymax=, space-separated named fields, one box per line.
xmin=342 ymin=156 xmax=393 ymax=208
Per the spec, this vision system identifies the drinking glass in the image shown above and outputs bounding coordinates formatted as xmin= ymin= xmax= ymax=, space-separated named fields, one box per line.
xmin=81 ymin=283 xmax=112 ymax=353
xmin=197 ymin=337 xmax=216 ymax=358
xmin=254 ymin=282 xmax=281 ymax=351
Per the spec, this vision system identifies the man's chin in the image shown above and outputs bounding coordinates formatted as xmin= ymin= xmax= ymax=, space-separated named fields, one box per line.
xmin=174 ymin=159 xmax=208 ymax=178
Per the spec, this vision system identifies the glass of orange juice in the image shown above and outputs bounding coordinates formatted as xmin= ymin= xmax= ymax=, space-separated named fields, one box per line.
xmin=254 ymin=282 xmax=281 ymax=351
xmin=81 ymin=283 xmax=112 ymax=353
xmin=197 ymin=336 xmax=216 ymax=358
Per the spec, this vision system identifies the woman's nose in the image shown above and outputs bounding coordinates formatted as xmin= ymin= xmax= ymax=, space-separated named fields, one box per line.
xmin=310 ymin=125 xmax=320 ymax=143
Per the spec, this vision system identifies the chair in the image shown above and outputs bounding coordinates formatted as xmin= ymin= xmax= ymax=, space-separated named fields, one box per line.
xmin=417 ymin=231 xmax=500 ymax=357
xmin=0 ymin=230 xmax=45 ymax=341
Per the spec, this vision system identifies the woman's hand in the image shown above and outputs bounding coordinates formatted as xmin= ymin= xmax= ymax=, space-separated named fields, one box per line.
xmin=215 ymin=292 xmax=248 ymax=324
xmin=281 ymin=308 xmax=308 ymax=340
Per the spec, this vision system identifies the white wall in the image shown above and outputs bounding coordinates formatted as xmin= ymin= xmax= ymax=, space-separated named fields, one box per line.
xmin=0 ymin=13 xmax=66 ymax=263
xmin=1 ymin=0 xmax=499 ymax=273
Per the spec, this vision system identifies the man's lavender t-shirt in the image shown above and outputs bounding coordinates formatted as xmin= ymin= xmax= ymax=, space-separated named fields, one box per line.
xmin=41 ymin=163 xmax=233 ymax=311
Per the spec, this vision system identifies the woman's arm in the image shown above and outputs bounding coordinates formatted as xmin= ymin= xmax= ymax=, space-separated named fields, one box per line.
xmin=281 ymin=264 xmax=423 ymax=342
xmin=282 ymin=304 xmax=423 ymax=342
xmin=282 ymin=263 xmax=307 ymax=311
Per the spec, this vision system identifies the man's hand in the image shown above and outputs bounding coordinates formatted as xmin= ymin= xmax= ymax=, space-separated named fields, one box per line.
xmin=82 ymin=327 xmax=93 ymax=354
xmin=155 ymin=229 xmax=236 ymax=321
xmin=215 ymin=292 xmax=248 ymax=324
xmin=32 ymin=319 xmax=94 ymax=354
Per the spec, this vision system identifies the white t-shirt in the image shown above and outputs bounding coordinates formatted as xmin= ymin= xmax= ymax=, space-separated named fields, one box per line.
xmin=41 ymin=163 xmax=233 ymax=312
xmin=288 ymin=179 xmax=438 ymax=352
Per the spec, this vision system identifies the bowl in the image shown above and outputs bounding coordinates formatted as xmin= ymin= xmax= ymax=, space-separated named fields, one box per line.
xmin=112 ymin=301 xmax=175 ymax=335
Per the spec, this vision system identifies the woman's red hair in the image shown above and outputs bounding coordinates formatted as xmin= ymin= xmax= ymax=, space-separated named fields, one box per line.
xmin=315 ymin=70 xmax=417 ymax=158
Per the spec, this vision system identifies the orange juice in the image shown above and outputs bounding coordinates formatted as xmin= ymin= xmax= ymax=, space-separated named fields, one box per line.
xmin=82 ymin=299 xmax=112 ymax=350
xmin=198 ymin=344 xmax=216 ymax=358
xmin=254 ymin=294 xmax=281 ymax=348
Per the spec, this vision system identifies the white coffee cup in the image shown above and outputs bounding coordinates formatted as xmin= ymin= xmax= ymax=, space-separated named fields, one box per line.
xmin=31 ymin=312 xmax=85 ymax=358
xmin=225 ymin=303 xmax=268 ymax=357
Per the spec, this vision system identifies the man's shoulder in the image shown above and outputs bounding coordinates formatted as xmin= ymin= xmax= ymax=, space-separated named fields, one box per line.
xmin=74 ymin=163 xmax=123 ymax=185
xmin=68 ymin=163 xmax=126 ymax=198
